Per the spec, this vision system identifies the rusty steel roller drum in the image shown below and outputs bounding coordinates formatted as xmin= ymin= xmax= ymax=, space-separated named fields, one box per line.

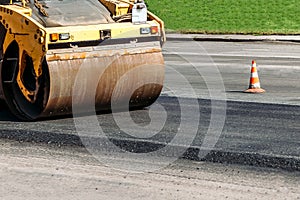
xmin=43 ymin=46 xmax=165 ymax=118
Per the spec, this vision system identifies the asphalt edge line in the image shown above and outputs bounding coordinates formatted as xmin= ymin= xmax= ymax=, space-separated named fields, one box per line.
xmin=0 ymin=129 xmax=299 ymax=171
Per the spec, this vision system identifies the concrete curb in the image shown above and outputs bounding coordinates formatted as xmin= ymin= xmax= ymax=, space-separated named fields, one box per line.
xmin=166 ymin=33 xmax=300 ymax=43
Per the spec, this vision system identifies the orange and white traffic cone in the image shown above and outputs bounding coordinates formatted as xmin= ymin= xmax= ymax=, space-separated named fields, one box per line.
xmin=244 ymin=60 xmax=265 ymax=93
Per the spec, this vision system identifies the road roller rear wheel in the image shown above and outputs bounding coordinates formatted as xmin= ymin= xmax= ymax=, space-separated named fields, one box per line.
xmin=2 ymin=42 xmax=50 ymax=120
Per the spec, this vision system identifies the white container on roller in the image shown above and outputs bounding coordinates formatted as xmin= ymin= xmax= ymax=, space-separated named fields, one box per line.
xmin=132 ymin=0 xmax=147 ymax=24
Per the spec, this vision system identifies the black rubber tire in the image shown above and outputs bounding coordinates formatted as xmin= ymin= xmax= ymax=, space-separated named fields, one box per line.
xmin=2 ymin=42 xmax=50 ymax=121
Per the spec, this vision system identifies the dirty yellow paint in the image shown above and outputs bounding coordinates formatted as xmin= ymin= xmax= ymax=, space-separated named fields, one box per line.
xmin=0 ymin=5 xmax=46 ymax=102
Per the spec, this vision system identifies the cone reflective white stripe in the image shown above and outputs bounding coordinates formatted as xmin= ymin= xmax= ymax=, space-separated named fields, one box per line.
xmin=252 ymin=82 xmax=261 ymax=88
xmin=252 ymin=72 xmax=258 ymax=78
xmin=244 ymin=60 xmax=265 ymax=93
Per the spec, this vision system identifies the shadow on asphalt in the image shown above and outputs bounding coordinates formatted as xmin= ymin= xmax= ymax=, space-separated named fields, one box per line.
xmin=0 ymin=101 xmax=18 ymax=121
xmin=226 ymin=90 xmax=247 ymax=94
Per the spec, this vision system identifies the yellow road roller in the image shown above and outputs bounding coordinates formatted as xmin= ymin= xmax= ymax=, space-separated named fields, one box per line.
xmin=0 ymin=0 xmax=165 ymax=120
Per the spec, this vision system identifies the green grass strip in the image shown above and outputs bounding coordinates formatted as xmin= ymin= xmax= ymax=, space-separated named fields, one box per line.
xmin=145 ymin=0 xmax=300 ymax=34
